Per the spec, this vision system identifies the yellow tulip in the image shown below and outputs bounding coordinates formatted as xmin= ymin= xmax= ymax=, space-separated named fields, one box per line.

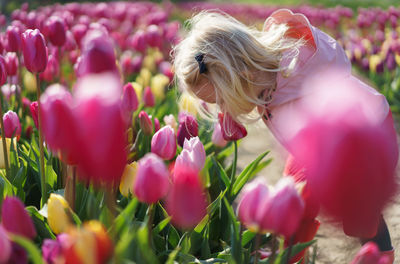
xmin=69 ymin=226 xmax=97 ymax=264
xmin=142 ymin=55 xmax=157 ymax=73
xmin=178 ymin=92 xmax=198 ymax=116
xmin=119 ymin=162 xmax=138 ymax=197
xmin=23 ymin=71 xmax=37 ymax=93
xmin=151 ymin=73 xmax=170 ymax=100
xmin=136 ymin=68 xmax=152 ymax=87
xmin=131 ymin=82 xmax=143 ymax=102
xmin=0 ymin=138 xmax=16 ymax=169
xmin=369 ymin=54 xmax=382 ymax=73
xmin=395 ymin=54 xmax=400 ymax=66
xmin=47 ymin=193 xmax=72 ymax=234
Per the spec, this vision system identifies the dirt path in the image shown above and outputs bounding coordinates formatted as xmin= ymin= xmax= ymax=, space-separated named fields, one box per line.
xmin=237 ymin=120 xmax=399 ymax=263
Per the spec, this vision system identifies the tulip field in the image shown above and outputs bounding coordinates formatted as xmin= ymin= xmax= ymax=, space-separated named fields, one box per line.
xmin=0 ymin=1 xmax=399 ymax=264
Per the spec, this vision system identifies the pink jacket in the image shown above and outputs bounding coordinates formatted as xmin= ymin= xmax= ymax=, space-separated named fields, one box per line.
xmin=260 ymin=9 xmax=390 ymax=149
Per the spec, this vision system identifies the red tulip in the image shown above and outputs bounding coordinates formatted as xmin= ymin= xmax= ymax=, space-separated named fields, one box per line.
xmin=166 ymin=164 xmax=207 ymax=230
xmin=0 ymin=55 xmax=6 ymax=86
xmin=6 ymin=26 xmax=22 ymax=53
xmin=134 ymin=153 xmax=170 ymax=204
xmin=218 ymin=112 xmax=247 ymax=141
xmin=4 ymin=52 xmax=18 ymax=76
xmin=138 ymin=111 xmax=153 ymax=135
xmin=3 ymin=110 xmax=21 ymax=138
xmin=1 ymin=196 xmax=36 ymax=239
xmin=143 ymin=86 xmax=155 ymax=107
xmin=151 ymin=125 xmax=176 ymax=160
xmin=44 ymin=16 xmax=66 ymax=47
xmin=350 ymin=242 xmax=392 ymax=264
xmin=30 ymin=101 xmax=39 ymax=128
xmin=176 ymin=113 xmax=198 ymax=147
xmin=21 ymin=29 xmax=48 ymax=73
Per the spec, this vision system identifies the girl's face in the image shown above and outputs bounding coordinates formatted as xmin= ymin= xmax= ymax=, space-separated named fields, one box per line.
xmin=191 ymin=77 xmax=217 ymax=104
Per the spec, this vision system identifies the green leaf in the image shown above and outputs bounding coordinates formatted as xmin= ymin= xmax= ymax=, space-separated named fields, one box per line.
xmin=10 ymin=234 xmax=45 ymax=264
xmin=241 ymin=230 xmax=256 ymax=247
xmin=223 ymin=197 xmax=241 ymax=264
xmin=194 ymin=214 xmax=209 ymax=233
xmin=114 ymin=198 xmax=139 ymax=235
xmin=26 ymin=206 xmax=56 ymax=240
xmin=232 ymin=151 xmax=270 ymax=196
xmin=211 ymin=157 xmax=230 ymax=189
xmin=166 ymin=246 xmax=181 ymax=264
xmin=153 ymin=217 xmax=171 ymax=235
xmin=0 ymin=171 xmax=16 ymax=206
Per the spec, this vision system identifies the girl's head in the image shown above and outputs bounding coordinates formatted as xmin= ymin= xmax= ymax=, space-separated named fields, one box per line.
xmin=173 ymin=11 xmax=303 ymax=122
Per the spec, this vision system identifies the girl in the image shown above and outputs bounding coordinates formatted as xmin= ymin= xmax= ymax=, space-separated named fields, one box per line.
xmin=173 ymin=9 xmax=397 ymax=262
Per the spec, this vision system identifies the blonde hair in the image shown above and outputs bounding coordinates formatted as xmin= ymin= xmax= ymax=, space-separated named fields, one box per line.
xmin=172 ymin=10 xmax=305 ymax=123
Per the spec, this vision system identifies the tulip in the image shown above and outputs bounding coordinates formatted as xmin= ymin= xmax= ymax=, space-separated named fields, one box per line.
xmin=6 ymin=26 xmax=22 ymax=53
xmin=44 ymin=16 xmax=66 ymax=47
xmin=47 ymin=194 xmax=72 ymax=234
xmin=146 ymin=25 xmax=162 ymax=48
xmin=176 ymin=137 xmax=206 ymax=171
xmin=166 ymin=164 xmax=207 ymax=230
xmin=163 ymin=114 xmax=177 ymax=133
xmin=131 ymin=30 xmax=147 ymax=53
xmin=212 ymin=122 xmax=228 ymax=147
xmin=121 ymin=83 xmax=139 ymax=113
xmin=218 ymin=112 xmax=247 ymax=141
xmin=350 ymin=242 xmax=392 ymax=264
xmin=23 ymin=71 xmax=37 ymax=93
xmin=30 ymin=101 xmax=39 ymax=128
xmin=8 ymin=243 xmax=28 ymax=264
xmin=1 ymin=196 xmax=36 ymax=239
xmin=176 ymin=114 xmax=199 ymax=147
xmin=4 ymin=52 xmax=18 ymax=76
xmin=64 ymin=30 xmax=77 ymax=51
xmin=143 ymin=86 xmax=155 ymax=107
xmin=151 ymin=125 xmax=176 ymax=160
xmin=134 ymin=153 xmax=170 ymax=204
xmin=83 ymin=221 xmax=113 ymax=264
xmin=131 ymin=82 xmax=143 ymax=101
xmin=42 ymin=238 xmax=65 ymax=264
xmin=76 ymin=30 xmax=118 ymax=77
xmin=154 ymin=117 xmax=160 ymax=132
xmin=3 ymin=110 xmax=21 ymax=138
xmin=21 ymin=29 xmax=48 ymax=73
xmin=71 ymin=24 xmax=88 ymax=47
xmin=137 ymin=68 xmax=151 ymax=87
xmin=0 ymin=226 xmax=11 ymax=264
xmin=0 ymin=56 xmax=6 ymax=86
xmin=119 ymin=162 xmax=138 ymax=198
xmin=178 ymin=92 xmax=198 ymax=116
xmin=158 ymin=61 xmax=174 ymax=81
xmin=151 ymin=73 xmax=170 ymax=100
xmin=40 ymin=54 xmax=60 ymax=82
xmin=138 ymin=111 xmax=153 ymax=135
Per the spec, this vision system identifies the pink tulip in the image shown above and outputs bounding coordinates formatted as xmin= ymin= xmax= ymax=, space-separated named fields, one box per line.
xmin=138 ymin=111 xmax=153 ymax=135
xmin=30 ymin=101 xmax=39 ymax=129
xmin=218 ymin=112 xmax=247 ymax=141
xmin=0 ymin=55 xmax=6 ymax=86
xmin=63 ymin=30 xmax=77 ymax=51
xmin=143 ymin=86 xmax=155 ymax=107
xmin=151 ymin=125 xmax=176 ymax=160
xmin=21 ymin=29 xmax=48 ymax=74
xmin=166 ymin=164 xmax=207 ymax=230
xmin=154 ymin=117 xmax=160 ymax=132
xmin=71 ymin=24 xmax=87 ymax=47
xmin=4 ymin=52 xmax=18 ymax=76
xmin=75 ymin=30 xmax=118 ymax=77
xmin=1 ymin=196 xmax=36 ymax=239
xmin=40 ymin=54 xmax=59 ymax=82
xmin=256 ymin=177 xmax=304 ymax=237
xmin=6 ymin=26 xmax=22 ymax=53
xmin=176 ymin=113 xmax=198 ymax=147
xmin=350 ymin=242 xmax=392 ymax=264
xmin=130 ymin=30 xmax=147 ymax=53
xmin=42 ymin=234 xmax=70 ymax=264
xmin=44 ymin=16 xmax=66 ymax=47
xmin=121 ymin=83 xmax=139 ymax=115
xmin=212 ymin=123 xmax=227 ymax=147
xmin=134 ymin=153 xmax=170 ymax=204
xmin=146 ymin=25 xmax=162 ymax=48
xmin=3 ymin=110 xmax=21 ymax=138
xmin=176 ymin=137 xmax=206 ymax=171
xmin=0 ymin=226 xmax=11 ymax=264
xmin=158 ymin=61 xmax=174 ymax=82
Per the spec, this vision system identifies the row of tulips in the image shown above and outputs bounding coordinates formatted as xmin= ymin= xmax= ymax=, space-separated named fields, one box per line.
xmin=0 ymin=1 xmax=396 ymax=264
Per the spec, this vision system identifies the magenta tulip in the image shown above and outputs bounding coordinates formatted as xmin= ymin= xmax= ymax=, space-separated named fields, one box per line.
xmin=0 ymin=55 xmax=6 ymax=86
xmin=21 ymin=29 xmax=48 ymax=73
xmin=71 ymin=24 xmax=87 ymax=47
xmin=143 ymin=86 xmax=155 ymax=107
xmin=134 ymin=153 xmax=170 ymax=204
xmin=218 ymin=112 xmax=247 ymax=141
xmin=176 ymin=114 xmax=198 ymax=147
xmin=154 ymin=117 xmax=160 ymax=132
xmin=3 ymin=110 xmax=21 ymax=138
xmin=158 ymin=61 xmax=174 ymax=81
xmin=0 ymin=226 xmax=11 ymax=264
xmin=212 ymin=122 xmax=227 ymax=147
xmin=30 ymin=101 xmax=39 ymax=129
xmin=130 ymin=30 xmax=147 ymax=53
xmin=139 ymin=111 xmax=153 ymax=135
xmin=121 ymin=83 xmax=139 ymax=115
xmin=151 ymin=125 xmax=176 ymax=160
xmin=1 ymin=196 xmax=36 ymax=239
xmin=64 ymin=30 xmax=77 ymax=51
xmin=40 ymin=54 xmax=59 ymax=82
xmin=350 ymin=242 xmax=392 ymax=264
xmin=44 ymin=16 xmax=66 ymax=47
xmin=166 ymin=164 xmax=207 ymax=230
xmin=4 ymin=52 xmax=18 ymax=76
xmin=146 ymin=25 xmax=162 ymax=48
xmin=6 ymin=26 xmax=22 ymax=53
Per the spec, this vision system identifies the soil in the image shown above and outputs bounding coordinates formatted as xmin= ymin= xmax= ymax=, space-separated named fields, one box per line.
xmin=237 ymin=120 xmax=399 ymax=263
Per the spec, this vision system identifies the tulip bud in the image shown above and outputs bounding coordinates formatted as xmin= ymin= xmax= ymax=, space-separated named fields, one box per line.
xmin=138 ymin=111 xmax=153 ymax=135
xmin=176 ymin=114 xmax=198 ymax=147
xmin=154 ymin=117 xmax=160 ymax=132
xmin=0 ymin=226 xmax=11 ymax=264
xmin=121 ymin=83 xmax=139 ymax=114
xmin=42 ymin=238 xmax=65 ymax=264
xmin=212 ymin=123 xmax=227 ymax=147
xmin=1 ymin=196 xmax=36 ymax=239
xmin=166 ymin=164 xmax=207 ymax=230
xmin=21 ymin=29 xmax=48 ymax=74
xmin=151 ymin=125 xmax=176 ymax=160
xmin=3 ymin=110 xmax=21 ymax=138
xmin=30 ymin=101 xmax=39 ymax=128
xmin=4 ymin=52 xmax=18 ymax=76
xmin=350 ymin=242 xmax=392 ymax=264
xmin=83 ymin=221 xmax=113 ymax=264
xmin=71 ymin=24 xmax=88 ymax=47
xmin=119 ymin=162 xmax=138 ymax=198
xmin=143 ymin=86 xmax=155 ymax=107
xmin=6 ymin=26 xmax=22 ymax=53
xmin=134 ymin=153 xmax=170 ymax=204
xmin=40 ymin=54 xmax=60 ymax=82
xmin=44 ymin=16 xmax=66 ymax=47
xmin=158 ymin=61 xmax=174 ymax=81
xmin=218 ymin=112 xmax=247 ymax=141
xmin=146 ymin=25 xmax=162 ymax=48
xmin=131 ymin=30 xmax=147 ymax=53
xmin=175 ymin=137 xmax=206 ymax=172
xmin=163 ymin=114 xmax=177 ymax=133
xmin=47 ymin=194 xmax=72 ymax=234
xmin=178 ymin=93 xmax=198 ymax=117
xmin=0 ymin=56 xmax=6 ymax=86
xmin=151 ymin=73 xmax=169 ymax=100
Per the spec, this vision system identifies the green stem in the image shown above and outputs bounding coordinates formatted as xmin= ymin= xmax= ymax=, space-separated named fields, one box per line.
xmin=0 ymin=96 xmax=10 ymax=180
xmin=147 ymin=203 xmax=156 ymax=248
xmin=285 ymin=236 xmax=294 ymax=264
xmin=254 ymin=233 xmax=261 ymax=264
xmin=36 ymin=74 xmax=46 ymax=206
xmin=228 ymin=140 xmax=238 ymax=196
xmin=269 ymin=235 xmax=278 ymax=264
